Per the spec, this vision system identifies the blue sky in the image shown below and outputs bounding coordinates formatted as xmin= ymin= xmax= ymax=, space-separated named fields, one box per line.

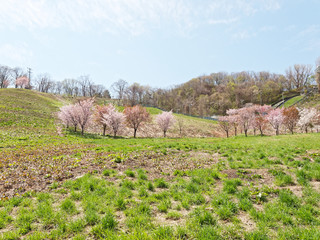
xmin=0 ymin=0 xmax=319 ymax=89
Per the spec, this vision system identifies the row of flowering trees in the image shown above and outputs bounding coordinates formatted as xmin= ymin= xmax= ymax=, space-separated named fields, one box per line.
xmin=218 ymin=105 xmax=319 ymax=137
xmin=58 ymin=99 xmax=176 ymax=138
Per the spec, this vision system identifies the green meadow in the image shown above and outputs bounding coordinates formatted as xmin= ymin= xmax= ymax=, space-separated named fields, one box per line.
xmin=1 ymin=89 xmax=320 ymax=239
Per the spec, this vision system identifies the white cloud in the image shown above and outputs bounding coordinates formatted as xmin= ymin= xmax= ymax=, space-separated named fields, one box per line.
xmin=284 ymin=25 xmax=320 ymax=51
xmin=208 ymin=18 xmax=238 ymax=25
xmin=0 ymin=0 xmax=281 ymax=35
xmin=0 ymin=43 xmax=33 ymax=64
xmin=260 ymin=26 xmax=275 ymax=32
xmin=232 ymin=30 xmax=256 ymax=40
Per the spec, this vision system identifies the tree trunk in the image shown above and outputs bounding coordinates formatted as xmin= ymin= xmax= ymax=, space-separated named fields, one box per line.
xmin=134 ymin=128 xmax=137 ymax=138
xmin=103 ymin=125 xmax=106 ymax=136
xmin=163 ymin=130 xmax=166 ymax=137
xmin=234 ymin=126 xmax=237 ymax=136
xmin=226 ymin=130 xmax=229 ymax=138
xmin=276 ymin=128 xmax=279 ymax=135
xmin=81 ymin=127 xmax=84 ymax=135
xmin=244 ymin=129 xmax=248 ymax=137
xmin=259 ymin=127 xmax=263 ymax=136
xmin=74 ymin=125 xmax=77 ymax=132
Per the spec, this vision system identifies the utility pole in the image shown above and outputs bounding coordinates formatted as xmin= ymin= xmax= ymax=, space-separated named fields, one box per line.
xmin=27 ymin=67 xmax=32 ymax=89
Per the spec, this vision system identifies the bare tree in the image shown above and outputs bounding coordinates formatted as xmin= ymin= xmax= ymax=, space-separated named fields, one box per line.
xmin=53 ymin=81 xmax=63 ymax=95
xmin=103 ymin=89 xmax=111 ymax=99
xmin=62 ymin=79 xmax=79 ymax=96
xmin=111 ymin=79 xmax=128 ymax=104
xmin=89 ymin=84 xmax=106 ymax=97
xmin=0 ymin=65 xmax=12 ymax=88
xmin=36 ymin=74 xmax=54 ymax=93
xmin=78 ymin=75 xmax=95 ymax=97
xmin=177 ymin=117 xmax=184 ymax=137
xmin=286 ymin=64 xmax=313 ymax=89
xmin=124 ymin=82 xmax=143 ymax=106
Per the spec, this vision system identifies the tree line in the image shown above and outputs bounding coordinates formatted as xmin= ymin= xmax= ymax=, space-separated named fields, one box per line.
xmin=1 ymin=58 xmax=320 ymax=117
xmin=218 ymin=105 xmax=320 ymax=137
xmin=58 ymin=99 xmax=175 ymax=138
xmin=111 ymin=61 xmax=320 ymax=116
xmin=0 ymin=65 xmax=110 ymax=98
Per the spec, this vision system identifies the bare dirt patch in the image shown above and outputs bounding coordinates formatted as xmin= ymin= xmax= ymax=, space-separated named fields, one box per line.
xmin=0 ymin=147 xmax=220 ymax=199
xmin=238 ymin=211 xmax=256 ymax=232
xmin=311 ymin=181 xmax=320 ymax=192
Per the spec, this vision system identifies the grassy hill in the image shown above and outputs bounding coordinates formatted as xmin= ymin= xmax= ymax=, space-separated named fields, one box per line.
xmin=0 ymin=89 xmax=62 ymax=130
xmin=272 ymin=92 xmax=320 ymax=110
xmin=296 ymin=93 xmax=320 ymax=109
xmin=0 ymin=89 xmax=217 ymax=139
xmin=1 ymin=88 xmax=320 ymax=239
xmin=282 ymin=95 xmax=304 ymax=108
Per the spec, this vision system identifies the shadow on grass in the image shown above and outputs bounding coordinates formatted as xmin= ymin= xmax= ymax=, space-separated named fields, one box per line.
xmin=66 ymin=130 xmax=127 ymax=140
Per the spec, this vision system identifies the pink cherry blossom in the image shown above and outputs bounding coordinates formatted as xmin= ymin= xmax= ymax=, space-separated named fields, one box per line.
xmin=298 ymin=108 xmax=318 ymax=133
xmin=156 ymin=111 xmax=176 ymax=137
xmin=16 ymin=76 xmax=29 ymax=89
xmin=101 ymin=104 xmax=125 ymax=137
xmin=267 ymin=108 xmax=284 ymax=135
xmin=124 ymin=105 xmax=151 ymax=138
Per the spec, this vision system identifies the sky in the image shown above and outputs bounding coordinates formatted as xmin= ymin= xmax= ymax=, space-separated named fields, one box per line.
xmin=0 ymin=0 xmax=319 ymax=90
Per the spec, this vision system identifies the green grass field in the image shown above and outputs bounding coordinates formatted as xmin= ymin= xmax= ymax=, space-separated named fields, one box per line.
xmin=1 ymin=89 xmax=320 ymax=239
xmin=282 ymin=95 xmax=304 ymax=108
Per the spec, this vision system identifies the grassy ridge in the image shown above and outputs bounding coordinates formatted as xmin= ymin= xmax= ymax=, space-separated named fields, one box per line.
xmin=282 ymin=95 xmax=303 ymax=108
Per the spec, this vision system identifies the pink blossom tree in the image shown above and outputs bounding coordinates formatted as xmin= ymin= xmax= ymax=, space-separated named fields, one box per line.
xmin=2 ymin=80 xmax=10 ymax=88
xmin=237 ymin=106 xmax=255 ymax=137
xmin=75 ymin=98 xmax=94 ymax=135
xmin=267 ymin=108 xmax=284 ymax=135
xmin=16 ymin=76 xmax=30 ymax=89
xmin=251 ymin=105 xmax=272 ymax=136
xmin=124 ymin=105 xmax=151 ymax=138
xmin=102 ymin=104 xmax=125 ymax=137
xmin=298 ymin=108 xmax=317 ymax=133
xmin=283 ymin=106 xmax=300 ymax=134
xmin=94 ymin=105 xmax=109 ymax=136
xmin=226 ymin=109 xmax=240 ymax=136
xmin=218 ymin=116 xmax=231 ymax=138
xmin=156 ymin=111 xmax=176 ymax=137
xmin=58 ymin=104 xmax=79 ymax=132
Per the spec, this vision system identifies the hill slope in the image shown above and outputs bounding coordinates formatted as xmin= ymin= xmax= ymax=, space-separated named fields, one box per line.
xmin=0 ymin=89 xmax=62 ymax=130
xmin=0 ymin=89 xmax=218 ymax=138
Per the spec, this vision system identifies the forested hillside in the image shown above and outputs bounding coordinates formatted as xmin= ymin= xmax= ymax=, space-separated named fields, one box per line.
xmin=152 ymin=68 xmax=318 ymax=116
